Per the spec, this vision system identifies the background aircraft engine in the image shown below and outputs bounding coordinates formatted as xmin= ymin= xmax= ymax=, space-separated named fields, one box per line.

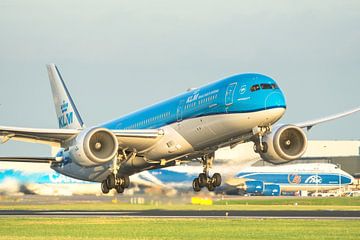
xmin=263 ymin=184 xmax=281 ymax=196
xmin=244 ymin=181 xmax=264 ymax=193
xmin=68 ymin=128 xmax=118 ymax=167
xmin=260 ymin=125 xmax=307 ymax=164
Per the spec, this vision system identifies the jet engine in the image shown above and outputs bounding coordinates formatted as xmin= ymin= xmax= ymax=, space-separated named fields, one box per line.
xmin=68 ymin=128 xmax=118 ymax=167
xmin=259 ymin=125 xmax=307 ymax=164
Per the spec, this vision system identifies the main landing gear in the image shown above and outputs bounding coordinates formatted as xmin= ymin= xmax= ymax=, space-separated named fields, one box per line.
xmin=192 ymin=153 xmax=222 ymax=192
xmin=101 ymin=152 xmax=132 ymax=194
xmin=101 ymin=174 xmax=130 ymax=194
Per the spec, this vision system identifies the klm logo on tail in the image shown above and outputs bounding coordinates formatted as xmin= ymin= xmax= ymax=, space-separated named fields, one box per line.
xmin=58 ymin=100 xmax=74 ymax=128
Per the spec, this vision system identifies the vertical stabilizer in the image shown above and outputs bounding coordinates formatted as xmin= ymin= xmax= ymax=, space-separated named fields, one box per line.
xmin=47 ymin=64 xmax=84 ymax=129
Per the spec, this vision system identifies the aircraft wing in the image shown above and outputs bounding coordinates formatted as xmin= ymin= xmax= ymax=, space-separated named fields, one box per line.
xmin=295 ymin=106 xmax=360 ymax=130
xmin=0 ymin=126 xmax=80 ymax=145
xmin=0 ymin=125 xmax=163 ymax=150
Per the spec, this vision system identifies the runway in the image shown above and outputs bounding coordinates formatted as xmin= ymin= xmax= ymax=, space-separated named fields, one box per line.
xmin=1 ymin=210 xmax=359 ymax=219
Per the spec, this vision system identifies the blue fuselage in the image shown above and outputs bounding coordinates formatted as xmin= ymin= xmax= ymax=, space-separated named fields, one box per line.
xmin=101 ymin=73 xmax=286 ymax=130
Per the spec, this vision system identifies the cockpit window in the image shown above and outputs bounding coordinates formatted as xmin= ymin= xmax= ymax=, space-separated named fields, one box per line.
xmin=271 ymin=83 xmax=279 ymax=89
xmin=260 ymin=83 xmax=272 ymax=89
xmin=251 ymin=83 xmax=279 ymax=92
xmin=250 ymin=84 xmax=260 ymax=92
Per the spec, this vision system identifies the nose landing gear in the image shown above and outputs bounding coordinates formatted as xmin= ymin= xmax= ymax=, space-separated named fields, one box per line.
xmin=192 ymin=153 xmax=222 ymax=192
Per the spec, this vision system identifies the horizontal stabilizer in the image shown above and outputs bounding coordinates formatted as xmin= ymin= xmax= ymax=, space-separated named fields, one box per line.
xmin=0 ymin=156 xmax=62 ymax=163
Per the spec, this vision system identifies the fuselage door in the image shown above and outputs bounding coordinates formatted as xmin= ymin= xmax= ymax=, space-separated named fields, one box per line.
xmin=177 ymin=100 xmax=185 ymax=121
xmin=225 ymin=82 xmax=237 ymax=106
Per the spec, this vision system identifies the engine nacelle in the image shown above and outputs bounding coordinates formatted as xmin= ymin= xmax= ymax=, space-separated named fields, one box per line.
xmin=263 ymin=184 xmax=281 ymax=196
xmin=260 ymin=125 xmax=307 ymax=164
xmin=68 ymin=128 xmax=118 ymax=167
xmin=244 ymin=181 xmax=264 ymax=193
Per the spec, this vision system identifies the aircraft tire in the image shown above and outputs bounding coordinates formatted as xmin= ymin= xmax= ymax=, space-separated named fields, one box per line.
xmin=192 ymin=178 xmax=201 ymax=192
xmin=122 ymin=176 xmax=130 ymax=188
xmin=212 ymin=173 xmax=222 ymax=187
xmin=115 ymin=185 xmax=124 ymax=194
xmin=207 ymin=183 xmax=215 ymax=191
xmin=198 ymin=173 xmax=207 ymax=187
xmin=101 ymin=181 xmax=110 ymax=194
xmin=106 ymin=174 xmax=116 ymax=189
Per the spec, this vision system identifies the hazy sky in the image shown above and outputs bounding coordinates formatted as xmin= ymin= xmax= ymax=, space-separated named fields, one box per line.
xmin=0 ymin=0 xmax=359 ymax=156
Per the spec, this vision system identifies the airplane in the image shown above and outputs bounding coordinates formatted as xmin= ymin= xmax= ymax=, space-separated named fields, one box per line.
xmin=0 ymin=64 xmax=359 ymax=194
xmin=227 ymin=163 xmax=354 ymax=196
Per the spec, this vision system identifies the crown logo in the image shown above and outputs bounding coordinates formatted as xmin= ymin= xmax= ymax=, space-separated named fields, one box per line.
xmin=60 ymin=101 xmax=69 ymax=113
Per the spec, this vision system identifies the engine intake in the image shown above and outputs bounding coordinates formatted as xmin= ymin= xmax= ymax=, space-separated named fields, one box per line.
xmin=68 ymin=128 xmax=119 ymax=166
xmin=260 ymin=125 xmax=307 ymax=164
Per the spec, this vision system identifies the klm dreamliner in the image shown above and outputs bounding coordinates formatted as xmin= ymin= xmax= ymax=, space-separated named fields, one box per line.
xmin=0 ymin=64 xmax=359 ymax=194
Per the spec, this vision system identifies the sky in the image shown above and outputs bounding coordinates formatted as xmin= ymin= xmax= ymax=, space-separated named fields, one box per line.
xmin=0 ymin=0 xmax=359 ymax=156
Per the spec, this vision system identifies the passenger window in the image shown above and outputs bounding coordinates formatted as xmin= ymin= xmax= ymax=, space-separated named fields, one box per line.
xmin=261 ymin=84 xmax=272 ymax=90
xmin=250 ymin=85 xmax=260 ymax=92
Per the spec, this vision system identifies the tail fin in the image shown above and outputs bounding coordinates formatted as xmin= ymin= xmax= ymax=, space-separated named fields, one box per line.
xmin=47 ymin=64 xmax=84 ymax=129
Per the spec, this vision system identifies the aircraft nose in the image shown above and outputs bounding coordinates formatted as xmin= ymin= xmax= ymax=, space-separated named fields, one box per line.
xmin=265 ymin=92 xmax=286 ymax=110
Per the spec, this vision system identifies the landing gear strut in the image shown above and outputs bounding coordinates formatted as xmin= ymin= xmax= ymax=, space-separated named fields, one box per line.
xmin=101 ymin=152 xmax=132 ymax=194
xmin=192 ymin=153 xmax=222 ymax=192
xmin=253 ymin=126 xmax=271 ymax=153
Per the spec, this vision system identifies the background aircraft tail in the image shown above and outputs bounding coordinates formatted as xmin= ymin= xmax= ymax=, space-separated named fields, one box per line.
xmin=47 ymin=64 xmax=84 ymax=129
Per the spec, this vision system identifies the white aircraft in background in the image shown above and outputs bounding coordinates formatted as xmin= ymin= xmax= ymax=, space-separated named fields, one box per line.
xmin=0 ymin=64 xmax=359 ymax=194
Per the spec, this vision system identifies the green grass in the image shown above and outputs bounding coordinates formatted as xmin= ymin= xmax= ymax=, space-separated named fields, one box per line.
xmin=0 ymin=218 xmax=359 ymax=240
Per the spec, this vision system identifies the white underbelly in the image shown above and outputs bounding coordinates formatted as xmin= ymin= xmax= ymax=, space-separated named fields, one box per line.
xmin=172 ymin=108 xmax=284 ymax=150
xmin=142 ymin=108 xmax=284 ymax=160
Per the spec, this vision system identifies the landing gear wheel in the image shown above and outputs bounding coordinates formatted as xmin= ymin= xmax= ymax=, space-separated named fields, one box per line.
xmin=253 ymin=143 xmax=260 ymax=153
xmin=198 ymin=173 xmax=207 ymax=187
xmin=115 ymin=185 xmax=124 ymax=193
xmin=261 ymin=142 xmax=268 ymax=153
xmin=192 ymin=178 xmax=201 ymax=192
xmin=106 ymin=174 xmax=116 ymax=189
xmin=254 ymin=142 xmax=268 ymax=154
xmin=212 ymin=173 xmax=222 ymax=187
xmin=101 ymin=181 xmax=109 ymax=194
xmin=122 ymin=176 xmax=130 ymax=188
xmin=207 ymin=183 xmax=215 ymax=191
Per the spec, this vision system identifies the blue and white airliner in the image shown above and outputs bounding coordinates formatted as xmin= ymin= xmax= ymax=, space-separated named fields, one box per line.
xmin=0 ymin=64 xmax=359 ymax=194
xmin=230 ymin=163 xmax=354 ymax=196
